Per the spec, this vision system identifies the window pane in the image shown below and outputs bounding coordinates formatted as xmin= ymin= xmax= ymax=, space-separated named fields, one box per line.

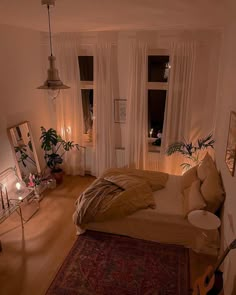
xmin=148 ymin=56 xmax=170 ymax=82
xmin=148 ymin=90 xmax=166 ymax=144
xmin=78 ymin=56 xmax=93 ymax=81
xmin=81 ymin=89 xmax=93 ymax=133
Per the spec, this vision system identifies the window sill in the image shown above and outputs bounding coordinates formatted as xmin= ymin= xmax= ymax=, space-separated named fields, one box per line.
xmin=148 ymin=137 xmax=161 ymax=153
xmin=148 ymin=146 xmax=160 ymax=153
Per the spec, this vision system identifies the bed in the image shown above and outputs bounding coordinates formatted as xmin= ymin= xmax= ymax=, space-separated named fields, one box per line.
xmin=73 ymin=154 xmax=224 ymax=255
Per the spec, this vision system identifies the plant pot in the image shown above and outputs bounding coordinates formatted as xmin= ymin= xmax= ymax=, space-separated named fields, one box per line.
xmin=51 ymin=170 xmax=64 ymax=185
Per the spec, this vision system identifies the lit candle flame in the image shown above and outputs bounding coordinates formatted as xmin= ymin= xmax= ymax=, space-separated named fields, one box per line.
xmin=16 ymin=182 xmax=21 ymax=190
xmin=149 ymin=128 xmax=153 ymax=137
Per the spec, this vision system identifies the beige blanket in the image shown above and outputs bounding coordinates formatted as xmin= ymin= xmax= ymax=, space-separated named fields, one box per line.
xmin=73 ymin=169 xmax=168 ymax=233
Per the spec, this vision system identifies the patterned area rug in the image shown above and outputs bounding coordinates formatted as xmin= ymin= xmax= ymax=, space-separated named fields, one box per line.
xmin=46 ymin=231 xmax=190 ymax=295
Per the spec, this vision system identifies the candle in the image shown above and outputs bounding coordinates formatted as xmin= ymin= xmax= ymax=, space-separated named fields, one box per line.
xmin=16 ymin=182 xmax=21 ymax=191
xmin=5 ymin=187 xmax=10 ymax=208
xmin=149 ymin=128 xmax=153 ymax=138
xmin=0 ymin=189 xmax=4 ymax=210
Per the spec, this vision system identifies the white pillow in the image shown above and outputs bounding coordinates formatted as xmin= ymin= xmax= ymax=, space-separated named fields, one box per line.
xmin=183 ymin=179 xmax=207 ymax=217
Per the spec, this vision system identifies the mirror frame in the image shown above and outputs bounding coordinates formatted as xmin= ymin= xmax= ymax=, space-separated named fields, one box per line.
xmin=225 ymin=111 xmax=236 ymax=176
xmin=7 ymin=121 xmax=41 ymax=180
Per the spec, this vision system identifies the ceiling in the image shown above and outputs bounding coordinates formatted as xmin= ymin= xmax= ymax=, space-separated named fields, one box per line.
xmin=0 ymin=0 xmax=229 ymax=33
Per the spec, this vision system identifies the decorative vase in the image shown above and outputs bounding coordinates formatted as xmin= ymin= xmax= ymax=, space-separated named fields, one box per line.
xmin=34 ymin=185 xmax=40 ymax=198
xmin=51 ymin=170 xmax=64 ymax=185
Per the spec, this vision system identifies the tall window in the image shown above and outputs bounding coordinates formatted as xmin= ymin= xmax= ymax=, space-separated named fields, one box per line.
xmin=78 ymin=56 xmax=94 ymax=142
xmin=147 ymin=52 xmax=170 ymax=152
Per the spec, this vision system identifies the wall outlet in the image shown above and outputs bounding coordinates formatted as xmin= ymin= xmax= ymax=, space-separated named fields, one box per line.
xmin=228 ymin=213 xmax=235 ymax=234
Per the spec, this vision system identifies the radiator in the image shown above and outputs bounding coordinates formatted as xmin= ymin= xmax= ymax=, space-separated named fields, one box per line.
xmin=85 ymin=148 xmax=160 ymax=172
xmin=146 ymin=152 xmax=159 ymax=171
xmin=115 ymin=148 xmax=126 ymax=168
xmin=115 ymin=149 xmax=159 ymax=171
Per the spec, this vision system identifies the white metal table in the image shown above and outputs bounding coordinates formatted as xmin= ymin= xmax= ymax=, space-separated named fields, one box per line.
xmin=188 ymin=210 xmax=221 ymax=230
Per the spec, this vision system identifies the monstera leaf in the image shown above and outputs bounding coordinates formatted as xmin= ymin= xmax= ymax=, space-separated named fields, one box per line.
xmin=40 ymin=126 xmax=83 ymax=173
xmin=40 ymin=127 xmax=58 ymax=151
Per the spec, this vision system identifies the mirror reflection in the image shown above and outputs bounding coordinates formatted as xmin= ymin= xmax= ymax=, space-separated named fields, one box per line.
xmin=7 ymin=121 xmax=41 ymax=181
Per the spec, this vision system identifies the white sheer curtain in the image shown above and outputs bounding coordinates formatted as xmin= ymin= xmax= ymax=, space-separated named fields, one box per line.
xmin=125 ymin=41 xmax=148 ymax=169
xmin=92 ymin=42 xmax=117 ymax=177
xmin=159 ymin=41 xmax=197 ymax=174
xmin=54 ymin=34 xmax=85 ymax=175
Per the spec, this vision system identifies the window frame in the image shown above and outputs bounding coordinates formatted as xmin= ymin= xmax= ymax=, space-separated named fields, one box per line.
xmin=78 ymin=55 xmax=94 ymax=146
xmin=147 ymin=49 xmax=170 ymax=153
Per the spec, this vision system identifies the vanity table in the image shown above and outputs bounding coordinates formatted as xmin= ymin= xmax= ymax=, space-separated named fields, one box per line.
xmin=0 ymin=182 xmax=39 ymax=224
xmin=11 ymin=187 xmax=40 ymax=222
xmin=0 ymin=167 xmax=40 ymax=251
xmin=0 ymin=199 xmax=24 ymax=227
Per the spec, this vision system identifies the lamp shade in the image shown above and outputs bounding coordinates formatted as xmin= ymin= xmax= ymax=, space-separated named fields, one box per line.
xmin=38 ymin=55 xmax=70 ymax=90
xmin=38 ymin=0 xmax=70 ymax=93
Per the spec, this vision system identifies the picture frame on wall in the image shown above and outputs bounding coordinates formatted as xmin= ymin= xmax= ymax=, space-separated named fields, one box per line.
xmin=225 ymin=110 xmax=236 ymax=176
xmin=114 ymin=99 xmax=126 ymax=123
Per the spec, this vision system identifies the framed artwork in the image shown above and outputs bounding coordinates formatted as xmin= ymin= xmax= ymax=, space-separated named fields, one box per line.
xmin=114 ymin=99 xmax=126 ymax=123
xmin=225 ymin=111 xmax=236 ymax=176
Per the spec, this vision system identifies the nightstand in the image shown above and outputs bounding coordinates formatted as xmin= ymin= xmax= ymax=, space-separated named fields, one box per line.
xmin=188 ymin=210 xmax=221 ymax=231
xmin=188 ymin=210 xmax=221 ymax=252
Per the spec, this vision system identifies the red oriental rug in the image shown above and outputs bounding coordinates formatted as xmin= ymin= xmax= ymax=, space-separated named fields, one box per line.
xmin=46 ymin=231 xmax=190 ymax=295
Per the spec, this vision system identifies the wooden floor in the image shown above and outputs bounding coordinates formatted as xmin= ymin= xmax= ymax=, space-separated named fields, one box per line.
xmin=0 ymin=175 xmax=217 ymax=295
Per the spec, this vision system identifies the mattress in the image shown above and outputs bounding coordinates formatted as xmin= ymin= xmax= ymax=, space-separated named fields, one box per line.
xmin=84 ymin=174 xmax=220 ymax=255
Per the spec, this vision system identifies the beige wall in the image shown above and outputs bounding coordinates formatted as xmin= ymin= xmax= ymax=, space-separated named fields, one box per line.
xmin=0 ymin=24 xmax=53 ymax=173
xmin=215 ymin=19 xmax=236 ymax=293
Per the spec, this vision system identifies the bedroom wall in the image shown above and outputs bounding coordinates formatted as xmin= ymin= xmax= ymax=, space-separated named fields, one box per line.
xmin=215 ymin=13 xmax=236 ymax=294
xmin=0 ymin=24 xmax=53 ymax=174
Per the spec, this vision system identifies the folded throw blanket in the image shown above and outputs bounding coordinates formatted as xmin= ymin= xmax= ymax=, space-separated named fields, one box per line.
xmin=73 ymin=169 xmax=168 ymax=233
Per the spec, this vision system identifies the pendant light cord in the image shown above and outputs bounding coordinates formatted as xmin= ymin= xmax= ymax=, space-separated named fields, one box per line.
xmin=47 ymin=4 xmax=53 ymax=56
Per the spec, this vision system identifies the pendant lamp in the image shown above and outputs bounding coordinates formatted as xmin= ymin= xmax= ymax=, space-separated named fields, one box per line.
xmin=38 ymin=0 xmax=69 ymax=99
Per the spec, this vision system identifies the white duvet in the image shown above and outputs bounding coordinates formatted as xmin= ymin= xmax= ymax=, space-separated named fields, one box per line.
xmin=83 ymin=175 xmax=220 ymax=255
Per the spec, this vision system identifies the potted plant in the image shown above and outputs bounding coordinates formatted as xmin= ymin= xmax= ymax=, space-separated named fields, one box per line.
xmin=40 ymin=127 xmax=80 ymax=184
xmin=166 ymin=133 xmax=215 ymax=171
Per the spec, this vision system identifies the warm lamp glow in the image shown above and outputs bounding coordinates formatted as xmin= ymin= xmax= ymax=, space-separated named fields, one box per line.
xmin=37 ymin=0 xmax=70 ymax=96
xmin=149 ymin=128 xmax=153 ymax=138
xmin=66 ymin=126 xmax=71 ymax=134
xmin=16 ymin=182 xmax=21 ymax=190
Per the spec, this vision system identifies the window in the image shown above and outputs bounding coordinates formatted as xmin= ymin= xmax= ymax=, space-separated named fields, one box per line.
xmin=79 ymin=56 xmax=93 ymax=81
xmin=78 ymin=56 xmax=94 ymax=142
xmin=147 ymin=52 xmax=170 ymax=152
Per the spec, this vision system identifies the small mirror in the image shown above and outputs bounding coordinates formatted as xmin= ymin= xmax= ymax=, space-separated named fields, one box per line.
xmin=225 ymin=111 xmax=236 ymax=176
xmin=7 ymin=121 xmax=41 ymax=181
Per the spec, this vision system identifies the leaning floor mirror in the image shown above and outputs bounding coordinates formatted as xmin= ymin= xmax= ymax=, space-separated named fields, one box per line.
xmin=225 ymin=111 xmax=236 ymax=176
xmin=7 ymin=121 xmax=41 ymax=181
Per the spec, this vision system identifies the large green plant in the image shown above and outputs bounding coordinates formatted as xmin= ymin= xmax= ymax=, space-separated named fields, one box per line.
xmin=40 ymin=127 xmax=80 ymax=172
xmin=166 ymin=133 xmax=215 ymax=171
